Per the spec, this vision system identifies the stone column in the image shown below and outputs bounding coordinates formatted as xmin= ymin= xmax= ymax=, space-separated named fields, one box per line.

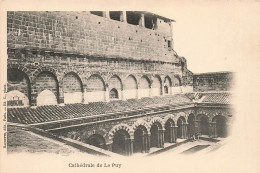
xmin=173 ymin=125 xmax=178 ymax=143
xmin=30 ymin=84 xmax=37 ymax=106
xmin=157 ymin=128 xmax=160 ymax=148
xmin=121 ymin=11 xmax=127 ymax=22
xmin=169 ymin=125 xmax=174 ymax=143
xmin=184 ymin=123 xmax=188 ymax=139
xmin=181 ymin=123 xmax=184 ymax=139
xmin=139 ymin=13 xmax=145 ymax=27
xmin=162 ymin=85 xmax=165 ymax=96
xmin=125 ymin=138 xmax=134 ymax=156
xmin=83 ymin=88 xmax=88 ymax=104
xmin=149 ymin=86 xmax=153 ymax=97
xmin=103 ymin=11 xmax=110 ymax=18
xmin=105 ymin=89 xmax=110 ymax=102
xmin=194 ymin=120 xmax=201 ymax=135
xmin=212 ymin=122 xmax=217 ymax=138
xmin=146 ymin=133 xmax=151 ymax=153
xmin=161 ymin=129 xmax=165 ymax=148
xmin=106 ymin=142 xmax=113 ymax=152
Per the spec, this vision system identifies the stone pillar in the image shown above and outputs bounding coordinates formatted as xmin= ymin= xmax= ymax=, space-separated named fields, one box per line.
xmin=103 ymin=11 xmax=110 ymax=18
xmin=141 ymin=134 xmax=145 ymax=153
xmin=105 ymin=89 xmax=110 ymax=102
xmin=149 ymin=86 xmax=153 ymax=97
xmin=169 ymin=125 xmax=174 ymax=143
xmin=211 ymin=122 xmax=217 ymax=138
xmin=106 ymin=142 xmax=113 ymax=152
xmin=146 ymin=133 xmax=151 ymax=152
xmin=156 ymin=128 xmax=160 ymax=148
xmin=125 ymin=138 xmax=134 ymax=156
xmin=184 ymin=123 xmax=188 ymax=139
xmin=173 ymin=125 xmax=178 ymax=143
xmin=181 ymin=123 xmax=184 ymax=139
xmin=83 ymin=89 xmax=88 ymax=104
xmin=30 ymin=84 xmax=37 ymax=106
xmin=195 ymin=120 xmax=201 ymax=135
xmin=161 ymin=129 xmax=165 ymax=148
xmin=140 ymin=13 xmax=145 ymax=27
xmin=162 ymin=85 xmax=165 ymax=96
xmin=137 ymin=89 xmax=141 ymax=99
xmin=121 ymin=89 xmax=125 ymax=101
xmin=121 ymin=11 xmax=127 ymax=22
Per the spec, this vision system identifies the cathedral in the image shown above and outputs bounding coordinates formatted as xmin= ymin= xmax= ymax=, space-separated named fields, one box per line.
xmin=6 ymin=11 xmax=233 ymax=156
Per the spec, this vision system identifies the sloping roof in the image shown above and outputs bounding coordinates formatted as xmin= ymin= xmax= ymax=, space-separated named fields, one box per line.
xmin=7 ymin=94 xmax=192 ymax=125
xmin=200 ymin=92 xmax=231 ymax=104
xmin=185 ymin=92 xmax=232 ymax=105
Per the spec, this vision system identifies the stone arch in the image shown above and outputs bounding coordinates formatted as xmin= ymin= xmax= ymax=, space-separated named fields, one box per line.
xmin=108 ymin=123 xmax=133 ymax=142
xmin=148 ymin=117 xmax=165 ymax=130
xmin=174 ymin=112 xmax=187 ymax=124
xmin=149 ymin=118 xmax=164 ymax=148
xmin=62 ymin=72 xmax=84 ymax=104
xmin=177 ymin=116 xmax=186 ymax=139
xmin=7 ymin=68 xmax=31 ymax=107
xmin=133 ymin=124 xmax=149 ymax=153
xmin=84 ymin=134 xmax=107 ymax=149
xmin=86 ymin=74 xmax=106 ymax=102
xmin=32 ymin=66 xmax=58 ymax=83
xmin=164 ymin=118 xmax=175 ymax=143
xmin=152 ymin=75 xmax=162 ymax=96
xmin=124 ymin=74 xmax=138 ymax=99
xmin=108 ymin=75 xmax=123 ymax=100
xmin=197 ymin=114 xmax=210 ymax=136
xmin=7 ymin=64 xmax=32 ymax=80
xmin=35 ymin=71 xmax=59 ymax=106
xmin=172 ymin=75 xmax=182 ymax=94
xmin=81 ymin=128 xmax=109 ymax=144
xmin=139 ymin=75 xmax=151 ymax=98
xmin=173 ymin=75 xmax=182 ymax=86
xmin=164 ymin=75 xmax=172 ymax=95
xmin=187 ymin=113 xmax=195 ymax=137
xmin=132 ymin=119 xmax=149 ymax=133
xmin=212 ymin=115 xmax=228 ymax=138
xmin=163 ymin=114 xmax=175 ymax=124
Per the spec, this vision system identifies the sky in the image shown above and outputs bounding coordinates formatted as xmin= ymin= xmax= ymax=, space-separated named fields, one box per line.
xmin=152 ymin=1 xmax=260 ymax=73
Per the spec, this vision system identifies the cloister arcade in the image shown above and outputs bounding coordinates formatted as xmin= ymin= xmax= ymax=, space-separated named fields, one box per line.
xmin=58 ymin=112 xmax=231 ymax=156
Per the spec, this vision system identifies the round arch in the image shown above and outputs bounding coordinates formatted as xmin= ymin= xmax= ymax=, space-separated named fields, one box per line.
xmin=164 ymin=118 xmax=175 ymax=143
xmin=177 ymin=116 xmax=186 ymax=139
xmin=187 ymin=114 xmax=195 ymax=138
xmin=63 ymin=72 xmax=84 ymax=104
xmin=152 ymin=75 xmax=162 ymax=96
xmin=172 ymin=75 xmax=182 ymax=94
xmin=112 ymin=129 xmax=131 ymax=155
xmin=85 ymin=134 xmax=107 ymax=149
xmin=124 ymin=74 xmax=138 ymax=99
xmin=133 ymin=125 xmax=148 ymax=153
xmin=164 ymin=75 xmax=172 ymax=95
xmin=108 ymin=75 xmax=123 ymax=100
xmin=212 ymin=115 xmax=228 ymax=138
xmin=86 ymin=74 xmax=106 ymax=102
xmin=7 ymin=68 xmax=31 ymax=107
xmin=36 ymin=71 xmax=59 ymax=106
xmin=197 ymin=114 xmax=210 ymax=136
xmin=139 ymin=75 xmax=151 ymax=98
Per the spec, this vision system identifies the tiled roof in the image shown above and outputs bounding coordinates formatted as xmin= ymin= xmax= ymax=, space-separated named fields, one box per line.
xmin=185 ymin=92 xmax=232 ymax=104
xmin=7 ymin=94 xmax=192 ymax=125
xmin=200 ymin=92 xmax=231 ymax=104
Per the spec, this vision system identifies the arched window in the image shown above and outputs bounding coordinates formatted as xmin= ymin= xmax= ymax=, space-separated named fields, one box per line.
xmin=164 ymin=86 xmax=169 ymax=94
xmin=109 ymin=88 xmax=118 ymax=99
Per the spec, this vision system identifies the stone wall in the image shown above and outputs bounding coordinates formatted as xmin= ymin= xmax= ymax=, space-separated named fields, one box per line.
xmin=7 ymin=11 xmax=177 ymax=63
xmin=193 ymin=72 xmax=233 ymax=92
